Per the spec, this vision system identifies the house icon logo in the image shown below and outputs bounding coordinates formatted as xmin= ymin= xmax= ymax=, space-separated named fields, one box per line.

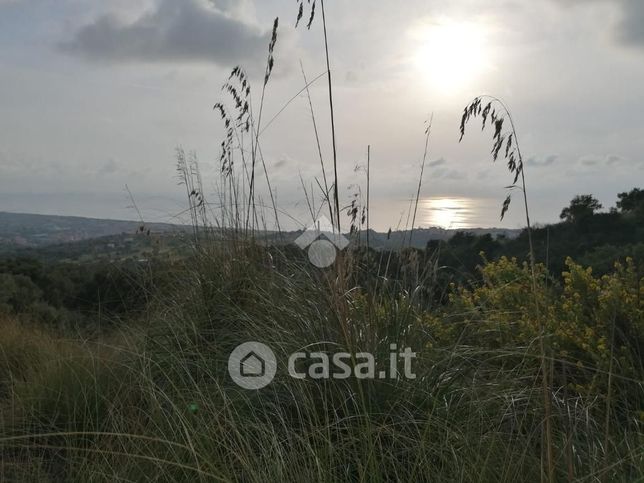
xmin=294 ymin=215 xmax=350 ymax=268
xmin=240 ymin=351 xmax=265 ymax=378
xmin=228 ymin=341 xmax=277 ymax=389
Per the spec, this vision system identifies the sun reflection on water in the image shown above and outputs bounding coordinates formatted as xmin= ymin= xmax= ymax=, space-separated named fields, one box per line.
xmin=421 ymin=197 xmax=476 ymax=229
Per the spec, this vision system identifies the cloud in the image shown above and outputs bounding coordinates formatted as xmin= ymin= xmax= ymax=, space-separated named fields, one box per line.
xmin=526 ymin=154 xmax=558 ymax=168
xmin=580 ymin=156 xmax=598 ymax=167
xmin=60 ymin=0 xmax=270 ymax=67
xmin=552 ymin=0 xmax=644 ymax=48
xmin=98 ymin=158 xmax=119 ymax=176
xmin=428 ymin=157 xmax=447 ymax=168
xmin=431 ymin=167 xmax=467 ymax=180
xmin=271 ymin=155 xmax=292 ymax=171
xmin=425 ymin=158 xmax=466 ymax=180
xmin=616 ymin=0 xmax=644 ymax=47
xmin=577 ymin=154 xmax=628 ymax=168
xmin=605 ymin=154 xmax=624 ymax=165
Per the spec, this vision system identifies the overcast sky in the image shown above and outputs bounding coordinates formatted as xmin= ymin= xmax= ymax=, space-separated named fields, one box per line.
xmin=1 ymin=0 xmax=643 ymax=230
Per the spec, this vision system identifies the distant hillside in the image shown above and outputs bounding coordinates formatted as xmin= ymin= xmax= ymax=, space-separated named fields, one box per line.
xmin=257 ymin=227 xmax=520 ymax=250
xmin=0 ymin=211 xmax=521 ymax=254
xmin=350 ymin=227 xmax=520 ymax=250
xmin=0 ymin=212 xmax=185 ymax=250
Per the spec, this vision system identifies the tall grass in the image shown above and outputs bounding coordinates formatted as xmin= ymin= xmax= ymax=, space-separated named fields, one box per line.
xmin=1 ymin=250 xmax=642 ymax=481
xmin=459 ymin=96 xmax=554 ymax=480
xmin=1 ymin=5 xmax=642 ymax=483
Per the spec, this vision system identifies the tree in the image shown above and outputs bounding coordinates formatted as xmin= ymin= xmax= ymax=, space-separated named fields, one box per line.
xmin=560 ymin=195 xmax=603 ymax=223
xmin=616 ymin=188 xmax=644 ymax=215
xmin=0 ymin=273 xmax=43 ymax=313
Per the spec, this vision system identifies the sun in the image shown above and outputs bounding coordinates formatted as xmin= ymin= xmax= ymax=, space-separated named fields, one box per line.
xmin=411 ymin=19 xmax=491 ymax=94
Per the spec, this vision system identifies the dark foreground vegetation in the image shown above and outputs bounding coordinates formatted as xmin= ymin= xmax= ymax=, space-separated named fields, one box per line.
xmin=0 ymin=191 xmax=643 ymax=481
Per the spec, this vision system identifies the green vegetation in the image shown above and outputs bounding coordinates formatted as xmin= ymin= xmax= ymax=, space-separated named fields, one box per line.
xmin=1 ymin=189 xmax=643 ymax=481
xmin=0 ymin=256 xmax=173 ymax=332
xmin=0 ymin=234 xmax=642 ymax=481
xmin=1 ymin=4 xmax=642 ymax=481
xmin=428 ymin=187 xmax=644 ymax=284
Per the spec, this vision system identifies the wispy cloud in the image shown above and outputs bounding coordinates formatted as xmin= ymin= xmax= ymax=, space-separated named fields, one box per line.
xmin=428 ymin=157 xmax=447 ymax=168
xmin=526 ymin=154 xmax=558 ymax=168
xmin=432 ymin=168 xmax=467 ymax=181
xmin=98 ymin=158 xmax=119 ymax=176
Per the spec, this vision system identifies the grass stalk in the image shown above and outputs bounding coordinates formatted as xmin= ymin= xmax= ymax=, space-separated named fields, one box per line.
xmin=409 ymin=114 xmax=433 ymax=248
xmin=320 ymin=0 xmax=341 ymax=233
xmin=459 ymin=96 xmax=554 ymax=481
xmin=300 ymin=60 xmax=334 ymax=224
xmin=366 ymin=144 xmax=370 ymax=250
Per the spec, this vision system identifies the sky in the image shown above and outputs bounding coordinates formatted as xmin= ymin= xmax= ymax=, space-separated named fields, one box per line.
xmin=1 ymin=0 xmax=643 ymax=231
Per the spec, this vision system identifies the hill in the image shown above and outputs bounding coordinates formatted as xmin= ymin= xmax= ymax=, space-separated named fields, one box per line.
xmin=0 ymin=212 xmax=185 ymax=250
xmin=0 ymin=211 xmax=520 ymax=254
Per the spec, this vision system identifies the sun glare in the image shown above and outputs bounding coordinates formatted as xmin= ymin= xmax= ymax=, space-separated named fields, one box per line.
xmin=422 ymin=197 xmax=474 ymax=229
xmin=411 ymin=19 xmax=491 ymax=94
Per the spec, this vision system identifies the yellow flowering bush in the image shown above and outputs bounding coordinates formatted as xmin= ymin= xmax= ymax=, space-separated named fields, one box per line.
xmin=432 ymin=255 xmax=643 ymax=415
xmin=559 ymin=257 xmax=643 ymax=402
xmin=440 ymin=256 xmax=552 ymax=348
